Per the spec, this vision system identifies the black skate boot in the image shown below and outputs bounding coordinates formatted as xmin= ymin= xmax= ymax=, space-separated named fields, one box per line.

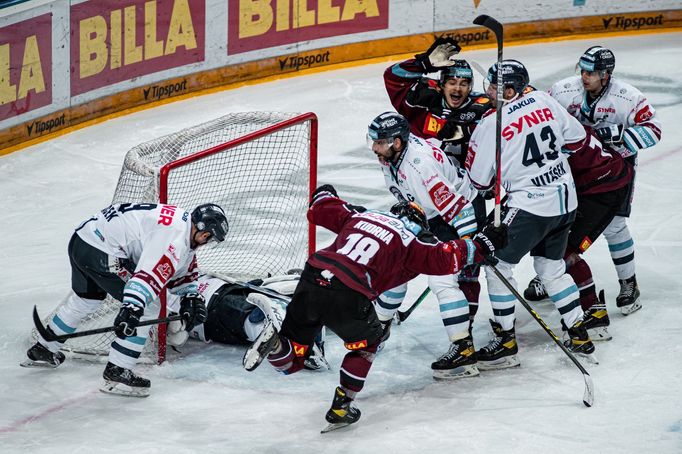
xmin=431 ymin=336 xmax=479 ymax=379
xmin=616 ymin=275 xmax=641 ymax=315
xmin=322 ymin=387 xmax=361 ymax=433
xmin=101 ymin=362 xmax=151 ymax=397
xmin=21 ymin=342 xmax=65 ymax=368
xmin=582 ymin=290 xmax=612 ymax=341
xmin=476 ymin=320 xmax=520 ymax=371
xmin=243 ymin=320 xmax=280 ymax=372
xmin=564 ymin=318 xmax=597 ymax=364
xmin=523 ymin=275 xmax=548 ymax=302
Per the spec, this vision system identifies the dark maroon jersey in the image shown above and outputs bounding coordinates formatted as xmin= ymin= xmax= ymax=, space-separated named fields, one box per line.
xmin=307 ymin=195 xmax=472 ymax=300
xmin=568 ymin=126 xmax=634 ymax=195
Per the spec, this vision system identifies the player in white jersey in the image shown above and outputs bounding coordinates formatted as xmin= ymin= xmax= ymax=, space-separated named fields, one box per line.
xmin=367 ymin=111 xmax=482 ymax=379
xmin=467 ymin=60 xmax=596 ymax=369
xmin=22 ymin=202 xmax=228 ymax=397
xmin=545 ymin=46 xmax=661 ymax=314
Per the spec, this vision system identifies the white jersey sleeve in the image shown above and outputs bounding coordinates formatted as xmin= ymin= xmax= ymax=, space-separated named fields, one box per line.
xmin=381 ymin=135 xmax=477 ymax=235
xmin=467 ymin=91 xmax=583 ymax=217
xmin=549 ymin=76 xmax=661 ymax=158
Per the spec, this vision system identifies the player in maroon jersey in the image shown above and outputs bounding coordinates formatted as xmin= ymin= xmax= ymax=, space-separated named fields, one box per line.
xmin=242 ymin=184 xmax=506 ymax=432
xmin=524 ymin=125 xmax=635 ymax=341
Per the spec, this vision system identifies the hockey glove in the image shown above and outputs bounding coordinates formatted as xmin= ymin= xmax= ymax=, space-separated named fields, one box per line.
xmin=472 ymin=223 xmax=508 ymax=263
xmin=114 ymin=303 xmax=144 ymax=339
xmin=415 ymin=37 xmax=461 ymax=73
xmin=437 ymin=120 xmax=465 ymax=143
xmin=310 ymin=184 xmax=338 ymax=207
xmin=179 ymin=293 xmax=208 ymax=332
xmin=595 ymin=125 xmax=624 ymax=147
xmin=345 ymin=203 xmax=367 ymax=213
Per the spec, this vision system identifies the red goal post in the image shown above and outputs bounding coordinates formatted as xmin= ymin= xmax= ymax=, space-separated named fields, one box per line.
xmin=33 ymin=112 xmax=318 ymax=364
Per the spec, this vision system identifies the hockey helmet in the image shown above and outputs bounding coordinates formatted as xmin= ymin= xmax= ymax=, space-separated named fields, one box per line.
xmin=578 ymin=46 xmax=615 ymax=74
xmin=191 ymin=203 xmax=228 ymax=242
xmin=440 ymin=60 xmax=474 ymax=84
xmin=367 ymin=112 xmax=411 ymax=144
xmin=486 ymin=59 xmax=529 ymax=94
xmin=390 ymin=201 xmax=429 ymax=234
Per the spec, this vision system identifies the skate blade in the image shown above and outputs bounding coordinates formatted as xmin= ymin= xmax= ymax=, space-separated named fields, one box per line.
xmin=587 ymin=326 xmax=612 ymax=341
xmin=243 ymin=323 xmax=276 ymax=371
xmin=321 ymin=422 xmax=355 ymax=434
xmin=20 ymin=359 xmax=60 ymax=368
xmin=432 ymin=364 xmax=480 ymax=380
xmin=100 ymin=380 xmax=150 ymax=398
xmin=620 ymin=300 xmax=642 ymax=316
xmin=477 ymin=355 xmax=520 ymax=371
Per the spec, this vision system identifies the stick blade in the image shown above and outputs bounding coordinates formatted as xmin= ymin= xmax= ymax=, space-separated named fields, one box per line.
xmin=32 ymin=306 xmax=56 ymax=342
xmin=582 ymin=373 xmax=595 ymax=407
xmin=472 ymin=14 xmax=503 ymax=35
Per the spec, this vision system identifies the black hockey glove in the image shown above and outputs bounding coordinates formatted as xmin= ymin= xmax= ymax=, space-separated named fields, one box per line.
xmin=595 ymin=125 xmax=624 ymax=147
xmin=310 ymin=184 xmax=338 ymax=207
xmin=345 ymin=203 xmax=367 ymax=213
xmin=472 ymin=224 xmax=508 ymax=263
xmin=415 ymin=37 xmax=461 ymax=73
xmin=114 ymin=303 xmax=144 ymax=339
xmin=437 ymin=120 xmax=465 ymax=143
xmin=179 ymin=293 xmax=208 ymax=332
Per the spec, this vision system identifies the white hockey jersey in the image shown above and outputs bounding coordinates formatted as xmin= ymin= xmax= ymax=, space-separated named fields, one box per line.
xmin=380 ymin=134 xmax=479 ymax=236
xmin=467 ymin=90 xmax=585 ymax=217
xmin=76 ymin=203 xmax=199 ymax=308
xmin=549 ymin=76 xmax=661 ymax=158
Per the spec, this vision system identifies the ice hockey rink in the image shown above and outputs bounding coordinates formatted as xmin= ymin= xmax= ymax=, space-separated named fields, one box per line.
xmin=1 ymin=32 xmax=681 ymax=453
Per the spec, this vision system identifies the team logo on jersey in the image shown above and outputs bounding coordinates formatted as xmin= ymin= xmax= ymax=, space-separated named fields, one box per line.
xmin=344 ymin=340 xmax=368 ymax=350
xmin=635 ymin=105 xmax=653 ymax=123
xmin=423 ymin=114 xmax=446 ymax=136
xmin=291 ymin=341 xmax=309 ymax=357
xmin=429 ymin=182 xmax=454 ymax=209
xmin=152 ymin=255 xmax=175 ymax=284
xmin=579 ymin=237 xmax=593 ymax=252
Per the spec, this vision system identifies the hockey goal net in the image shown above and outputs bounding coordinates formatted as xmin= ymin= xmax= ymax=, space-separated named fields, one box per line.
xmin=33 ymin=112 xmax=317 ymax=363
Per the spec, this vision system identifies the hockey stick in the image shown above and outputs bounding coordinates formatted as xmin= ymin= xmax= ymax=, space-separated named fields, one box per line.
xmin=395 ymin=287 xmax=431 ymax=324
xmin=473 ymin=14 xmax=503 ymax=227
xmin=209 ymin=272 xmax=293 ymax=302
xmin=32 ymin=306 xmax=183 ymax=343
xmin=486 ymin=264 xmax=595 ymax=407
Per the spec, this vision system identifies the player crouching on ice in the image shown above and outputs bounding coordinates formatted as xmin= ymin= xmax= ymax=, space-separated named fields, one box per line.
xmin=165 ymin=273 xmax=329 ymax=371
xmin=242 ymin=184 xmax=507 ymax=432
xmin=23 ymin=203 xmax=228 ymax=397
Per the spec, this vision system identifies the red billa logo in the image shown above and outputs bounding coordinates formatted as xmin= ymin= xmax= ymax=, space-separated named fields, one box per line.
xmin=635 ymin=105 xmax=653 ymax=123
xmin=152 ymin=255 xmax=175 ymax=283
xmin=344 ymin=340 xmax=368 ymax=350
xmin=423 ymin=113 xmax=445 ymax=135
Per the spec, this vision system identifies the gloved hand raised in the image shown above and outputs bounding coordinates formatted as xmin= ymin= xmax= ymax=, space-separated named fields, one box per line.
xmin=310 ymin=184 xmax=338 ymax=207
xmin=415 ymin=37 xmax=461 ymax=73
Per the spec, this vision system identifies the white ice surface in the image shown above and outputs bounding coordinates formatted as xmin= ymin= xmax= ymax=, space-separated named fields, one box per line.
xmin=1 ymin=32 xmax=681 ymax=453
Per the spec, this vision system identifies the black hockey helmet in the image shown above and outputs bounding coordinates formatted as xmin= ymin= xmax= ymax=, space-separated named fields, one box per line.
xmin=390 ymin=201 xmax=429 ymax=233
xmin=191 ymin=203 xmax=228 ymax=242
xmin=439 ymin=60 xmax=474 ymax=84
xmin=486 ymin=59 xmax=529 ymax=94
xmin=578 ymin=46 xmax=615 ymax=74
xmin=367 ymin=112 xmax=410 ymax=144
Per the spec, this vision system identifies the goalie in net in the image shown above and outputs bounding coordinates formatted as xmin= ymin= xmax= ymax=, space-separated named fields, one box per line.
xmin=28 ymin=112 xmax=317 ymax=369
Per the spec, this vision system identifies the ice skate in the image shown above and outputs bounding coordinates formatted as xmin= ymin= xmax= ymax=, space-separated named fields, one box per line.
xmin=564 ymin=319 xmax=598 ymax=364
xmin=583 ymin=290 xmax=612 ymax=341
xmin=21 ymin=342 xmax=65 ymax=368
xmin=523 ymin=275 xmax=548 ymax=302
xmin=431 ymin=336 xmax=479 ymax=379
xmin=100 ymin=362 xmax=150 ymax=397
xmin=616 ymin=276 xmax=641 ymax=315
xmin=321 ymin=387 xmax=361 ymax=433
xmin=476 ymin=320 xmax=520 ymax=371
xmin=243 ymin=320 xmax=279 ymax=372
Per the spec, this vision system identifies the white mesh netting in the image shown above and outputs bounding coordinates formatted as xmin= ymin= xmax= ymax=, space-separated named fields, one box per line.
xmin=33 ymin=112 xmax=316 ymax=362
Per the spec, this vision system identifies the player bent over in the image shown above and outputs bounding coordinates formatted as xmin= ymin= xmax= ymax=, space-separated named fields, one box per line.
xmin=545 ymin=46 xmax=662 ymax=314
xmin=467 ymin=60 xmax=597 ymax=370
xmin=22 ymin=203 xmax=227 ymax=397
xmin=243 ymin=185 xmax=506 ymax=432
xmin=166 ymin=273 xmax=328 ymax=370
